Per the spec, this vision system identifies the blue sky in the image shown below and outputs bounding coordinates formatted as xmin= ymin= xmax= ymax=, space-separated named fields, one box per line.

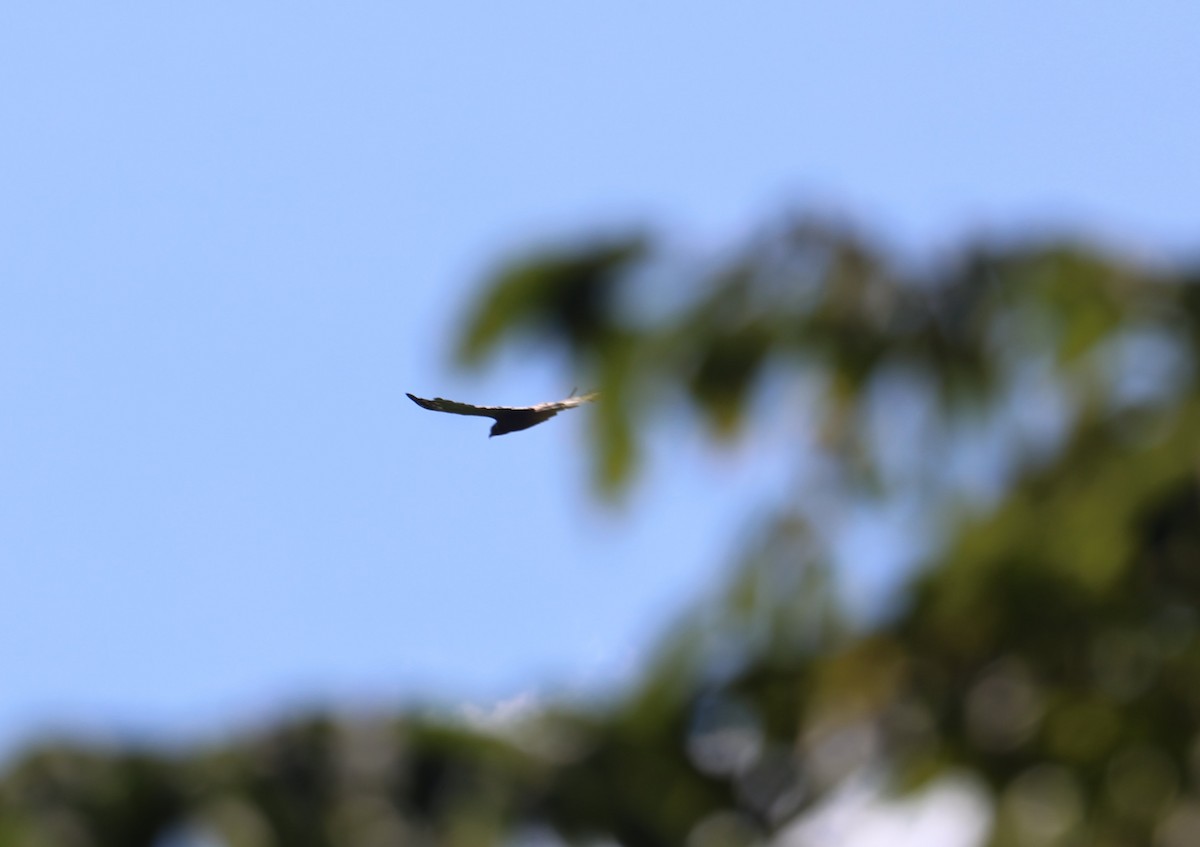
xmin=2 ymin=3 xmax=1198 ymax=762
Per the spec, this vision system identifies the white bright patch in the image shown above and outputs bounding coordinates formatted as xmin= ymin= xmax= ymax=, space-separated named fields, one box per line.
xmin=460 ymin=691 xmax=542 ymax=731
xmin=776 ymin=772 xmax=992 ymax=847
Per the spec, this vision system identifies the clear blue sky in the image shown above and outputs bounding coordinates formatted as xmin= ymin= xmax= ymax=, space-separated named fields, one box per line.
xmin=2 ymin=3 xmax=1197 ymax=761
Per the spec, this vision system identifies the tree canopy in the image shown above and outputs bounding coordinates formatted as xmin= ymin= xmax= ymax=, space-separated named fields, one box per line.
xmin=5 ymin=216 xmax=1200 ymax=846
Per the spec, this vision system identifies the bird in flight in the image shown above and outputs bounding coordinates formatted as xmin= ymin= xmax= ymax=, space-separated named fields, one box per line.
xmin=406 ymin=391 xmax=598 ymax=437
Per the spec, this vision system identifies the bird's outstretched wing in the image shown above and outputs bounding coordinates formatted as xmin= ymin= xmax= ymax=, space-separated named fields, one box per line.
xmin=405 ymin=392 xmax=597 ymax=416
xmin=406 ymin=393 xmax=509 ymax=417
xmin=519 ymin=393 xmax=599 ymax=413
xmin=406 ymin=391 xmax=598 ymax=436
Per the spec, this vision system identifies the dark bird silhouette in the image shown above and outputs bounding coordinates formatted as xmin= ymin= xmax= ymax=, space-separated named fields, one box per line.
xmin=406 ymin=391 xmax=598 ymax=437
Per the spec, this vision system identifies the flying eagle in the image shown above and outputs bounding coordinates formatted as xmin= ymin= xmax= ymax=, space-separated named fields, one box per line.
xmin=406 ymin=391 xmax=598 ymax=437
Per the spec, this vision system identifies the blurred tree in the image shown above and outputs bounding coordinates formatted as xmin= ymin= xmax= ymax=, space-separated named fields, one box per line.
xmin=4 ymin=216 xmax=1200 ymax=846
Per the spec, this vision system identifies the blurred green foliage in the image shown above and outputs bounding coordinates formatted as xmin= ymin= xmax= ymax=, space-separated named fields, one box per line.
xmin=6 ymin=217 xmax=1200 ymax=846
